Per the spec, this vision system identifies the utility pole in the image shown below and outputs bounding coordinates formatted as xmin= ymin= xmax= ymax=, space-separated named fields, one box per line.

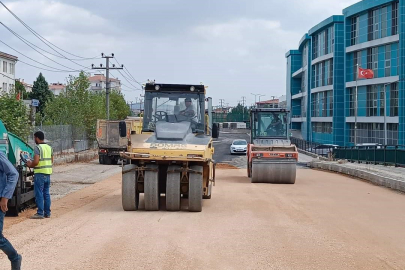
xmin=219 ymin=99 xmax=225 ymax=113
xmin=241 ymin=96 xmax=246 ymax=122
xmin=92 ymin=53 xmax=123 ymax=120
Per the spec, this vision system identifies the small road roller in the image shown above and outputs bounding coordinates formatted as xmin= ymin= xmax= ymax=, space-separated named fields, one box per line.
xmin=247 ymin=108 xmax=298 ymax=184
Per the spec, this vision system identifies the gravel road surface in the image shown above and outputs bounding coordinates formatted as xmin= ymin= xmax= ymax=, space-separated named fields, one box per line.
xmin=3 ymin=168 xmax=405 ymax=269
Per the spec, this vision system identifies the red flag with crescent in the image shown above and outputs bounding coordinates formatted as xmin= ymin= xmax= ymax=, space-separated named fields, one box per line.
xmin=358 ymin=67 xmax=374 ymax=79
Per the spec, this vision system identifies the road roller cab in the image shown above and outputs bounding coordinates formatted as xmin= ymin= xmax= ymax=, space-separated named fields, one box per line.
xmin=247 ymin=108 xmax=298 ymax=184
xmin=120 ymin=82 xmax=215 ymax=212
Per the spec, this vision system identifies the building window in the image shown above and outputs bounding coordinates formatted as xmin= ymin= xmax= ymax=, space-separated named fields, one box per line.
xmin=385 ymin=44 xmax=391 ymax=77
xmin=2 ymin=83 xmax=6 ymax=92
xmin=348 ymin=88 xmax=355 ymax=117
xmin=312 ymin=122 xmax=332 ymax=134
xmin=351 ymin=16 xmax=359 ymax=45
xmin=313 ymin=35 xmax=318 ymax=59
xmin=366 ymin=85 xmax=378 ymax=117
xmin=373 ymin=9 xmax=379 ymax=40
xmin=381 ymin=6 xmax=388 ymax=38
xmin=330 ymin=25 xmax=335 ymax=53
xmin=302 ymin=44 xmax=308 ymax=67
xmin=301 ymin=71 xmax=306 ymax=93
xmin=349 ymin=123 xmax=385 ymax=144
xmin=328 ymin=59 xmax=333 ymax=85
xmin=392 ymin=1 xmax=398 ymax=35
xmin=387 ymin=124 xmax=399 ymax=145
xmin=390 ymin=83 xmax=399 ymax=116
xmin=353 ymin=51 xmax=359 ymax=80
xmin=2 ymin=61 xmax=7 ymax=73
xmin=368 ymin=10 xmax=374 ymax=41
xmin=380 ymin=88 xmax=385 ymax=116
xmin=328 ymin=91 xmax=333 ymax=117
xmin=324 ymin=29 xmax=328 ymax=55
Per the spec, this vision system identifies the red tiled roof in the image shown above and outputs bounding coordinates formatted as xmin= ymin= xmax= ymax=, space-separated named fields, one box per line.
xmin=0 ymin=51 xmax=18 ymax=61
xmin=89 ymin=74 xmax=120 ymax=83
xmin=49 ymin=83 xmax=66 ymax=90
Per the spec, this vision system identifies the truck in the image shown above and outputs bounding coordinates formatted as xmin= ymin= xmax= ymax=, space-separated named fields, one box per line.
xmin=96 ymin=117 xmax=142 ymax=165
xmin=0 ymin=120 xmax=36 ymax=216
xmin=119 ymin=83 xmax=216 ymax=212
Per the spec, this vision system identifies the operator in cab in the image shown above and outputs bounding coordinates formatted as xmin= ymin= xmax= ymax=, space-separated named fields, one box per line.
xmin=266 ymin=113 xmax=283 ymax=135
xmin=178 ymin=98 xmax=195 ymax=120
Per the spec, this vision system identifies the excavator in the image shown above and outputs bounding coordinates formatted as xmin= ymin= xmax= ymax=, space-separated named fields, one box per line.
xmin=247 ymin=108 xmax=298 ymax=184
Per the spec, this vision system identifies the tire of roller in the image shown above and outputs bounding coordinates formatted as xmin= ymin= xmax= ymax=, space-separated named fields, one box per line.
xmin=122 ymin=164 xmax=138 ymax=211
xmin=188 ymin=165 xmax=203 ymax=212
xmin=144 ymin=164 xmax=160 ymax=211
xmin=166 ymin=165 xmax=181 ymax=211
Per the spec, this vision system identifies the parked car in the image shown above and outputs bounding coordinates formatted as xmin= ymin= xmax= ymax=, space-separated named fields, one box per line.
xmin=230 ymin=139 xmax=248 ymax=155
xmin=306 ymin=144 xmax=338 ymax=157
xmin=355 ymin=143 xmax=383 ymax=149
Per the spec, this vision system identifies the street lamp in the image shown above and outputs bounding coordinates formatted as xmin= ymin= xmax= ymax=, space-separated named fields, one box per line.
xmin=251 ymin=93 xmax=265 ymax=107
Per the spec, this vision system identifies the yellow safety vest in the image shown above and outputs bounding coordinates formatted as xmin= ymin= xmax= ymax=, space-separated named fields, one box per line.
xmin=35 ymin=144 xmax=53 ymax=174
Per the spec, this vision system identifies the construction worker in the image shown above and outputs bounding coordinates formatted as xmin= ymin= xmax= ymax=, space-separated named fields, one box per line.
xmin=0 ymin=151 xmax=23 ymax=269
xmin=179 ymin=98 xmax=196 ymax=120
xmin=27 ymin=131 xmax=53 ymax=219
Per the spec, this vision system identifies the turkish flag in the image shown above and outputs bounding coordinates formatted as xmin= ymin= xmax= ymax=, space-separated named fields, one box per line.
xmin=16 ymin=92 xmax=21 ymax=100
xmin=358 ymin=67 xmax=374 ymax=79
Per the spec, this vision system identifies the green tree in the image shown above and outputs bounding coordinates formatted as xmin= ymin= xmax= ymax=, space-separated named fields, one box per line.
xmin=0 ymin=90 xmax=30 ymax=139
xmin=30 ymin=73 xmax=53 ymax=115
xmin=227 ymin=104 xmax=249 ymax=122
xmin=109 ymin=90 xmax=131 ymax=120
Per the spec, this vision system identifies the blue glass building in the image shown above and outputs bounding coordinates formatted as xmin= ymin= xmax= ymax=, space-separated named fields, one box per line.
xmin=286 ymin=0 xmax=402 ymax=146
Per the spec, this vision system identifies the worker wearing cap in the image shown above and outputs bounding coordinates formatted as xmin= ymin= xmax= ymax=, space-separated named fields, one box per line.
xmin=27 ymin=131 xmax=53 ymax=220
xmin=0 ymin=151 xmax=23 ymax=269
xmin=179 ymin=98 xmax=195 ymax=119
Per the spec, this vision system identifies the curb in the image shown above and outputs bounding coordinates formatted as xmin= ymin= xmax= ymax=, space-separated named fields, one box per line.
xmin=309 ymin=161 xmax=405 ymax=193
xmin=54 ymin=150 xmax=98 ymax=166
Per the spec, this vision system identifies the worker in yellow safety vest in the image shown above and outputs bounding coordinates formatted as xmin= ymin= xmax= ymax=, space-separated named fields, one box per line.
xmin=27 ymin=131 xmax=53 ymax=219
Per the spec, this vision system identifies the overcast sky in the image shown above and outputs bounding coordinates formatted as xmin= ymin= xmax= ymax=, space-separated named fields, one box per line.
xmin=0 ymin=0 xmax=359 ymax=106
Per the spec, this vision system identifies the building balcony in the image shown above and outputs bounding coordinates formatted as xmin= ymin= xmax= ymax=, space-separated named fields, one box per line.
xmin=291 ymin=116 xmax=306 ymax=123
xmin=292 ymin=66 xmax=306 ymax=78
xmin=345 ymin=76 xmax=399 ymax=88
xmin=311 ymin=53 xmax=333 ymax=66
xmin=292 ymin=92 xmax=306 ymax=99
xmin=91 ymin=86 xmax=103 ymax=91
xmin=345 ymin=116 xmax=399 ymax=124
xmin=311 ymin=117 xmax=333 ymax=123
xmin=346 ymin=35 xmax=399 ymax=53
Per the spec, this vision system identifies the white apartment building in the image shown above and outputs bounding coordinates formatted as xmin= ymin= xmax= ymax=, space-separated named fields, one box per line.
xmin=88 ymin=74 xmax=121 ymax=93
xmin=0 ymin=51 xmax=18 ymax=93
xmin=49 ymin=83 xmax=66 ymax=96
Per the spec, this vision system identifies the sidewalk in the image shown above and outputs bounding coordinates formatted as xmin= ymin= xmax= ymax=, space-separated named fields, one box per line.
xmin=309 ymin=160 xmax=405 ymax=193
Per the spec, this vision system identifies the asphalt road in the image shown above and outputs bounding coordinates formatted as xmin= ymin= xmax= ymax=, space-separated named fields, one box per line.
xmin=213 ymin=129 xmax=250 ymax=168
xmin=4 ymin=168 xmax=405 ymax=269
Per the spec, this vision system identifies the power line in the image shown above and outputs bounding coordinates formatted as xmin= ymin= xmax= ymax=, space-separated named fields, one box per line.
xmin=0 ymin=38 xmax=87 ymax=72
xmin=18 ymin=59 xmax=84 ymax=73
xmin=113 ymin=57 xmax=143 ymax=87
xmin=0 ymin=22 xmax=100 ymax=61
xmin=0 ymin=1 xmax=94 ymax=69
xmin=0 ymin=23 xmax=86 ymax=72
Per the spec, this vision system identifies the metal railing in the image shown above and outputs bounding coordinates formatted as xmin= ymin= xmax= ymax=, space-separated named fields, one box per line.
xmin=333 ymin=146 xmax=405 ymax=167
xmin=290 ymin=137 xmax=332 ymax=157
